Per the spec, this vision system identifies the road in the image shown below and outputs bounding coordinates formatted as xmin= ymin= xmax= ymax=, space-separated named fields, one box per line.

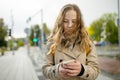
xmin=0 ymin=46 xmax=39 ymax=80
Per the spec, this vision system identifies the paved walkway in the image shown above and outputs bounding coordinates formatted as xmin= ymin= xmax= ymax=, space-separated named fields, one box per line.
xmin=0 ymin=47 xmax=39 ymax=80
xmin=98 ymin=56 xmax=120 ymax=74
xmin=96 ymin=46 xmax=120 ymax=80
xmin=98 ymin=56 xmax=120 ymax=80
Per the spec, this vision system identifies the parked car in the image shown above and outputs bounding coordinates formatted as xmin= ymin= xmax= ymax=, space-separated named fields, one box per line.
xmin=94 ymin=41 xmax=105 ymax=46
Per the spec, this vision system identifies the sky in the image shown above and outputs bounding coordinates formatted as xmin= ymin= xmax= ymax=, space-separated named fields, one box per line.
xmin=0 ymin=0 xmax=118 ymax=38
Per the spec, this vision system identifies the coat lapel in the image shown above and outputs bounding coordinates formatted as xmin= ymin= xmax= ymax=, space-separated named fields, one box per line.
xmin=57 ymin=48 xmax=76 ymax=59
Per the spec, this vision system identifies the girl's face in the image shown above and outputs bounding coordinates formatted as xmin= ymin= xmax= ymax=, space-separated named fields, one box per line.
xmin=63 ymin=10 xmax=77 ymax=35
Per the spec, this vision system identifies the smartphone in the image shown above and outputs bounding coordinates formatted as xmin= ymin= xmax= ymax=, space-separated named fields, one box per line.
xmin=62 ymin=60 xmax=75 ymax=65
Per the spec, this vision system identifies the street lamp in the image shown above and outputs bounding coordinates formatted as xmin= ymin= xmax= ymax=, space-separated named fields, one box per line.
xmin=40 ymin=9 xmax=44 ymax=51
xmin=118 ymin=0 xmax=120 ymax=54
xmin=10 ymin=10 xmax=14 ymax=55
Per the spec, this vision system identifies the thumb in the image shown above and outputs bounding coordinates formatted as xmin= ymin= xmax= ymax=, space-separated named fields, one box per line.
xmin=74 ymin=60 xmax=77 ymax=63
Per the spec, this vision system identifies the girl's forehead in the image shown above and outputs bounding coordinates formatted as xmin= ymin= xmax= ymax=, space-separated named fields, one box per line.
xmin=64 ymin=10 xmax=77 ymax=19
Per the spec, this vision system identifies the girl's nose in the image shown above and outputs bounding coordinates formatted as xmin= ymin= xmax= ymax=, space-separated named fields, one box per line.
xmin=68 ymin=21 xmax=72 ymax=28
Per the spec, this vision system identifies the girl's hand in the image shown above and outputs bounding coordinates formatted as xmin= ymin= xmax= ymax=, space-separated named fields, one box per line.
xmin=63 ymin=60 xmax=82 ymax=76
xmin=59 ymin=64 xmax=70 ymax=78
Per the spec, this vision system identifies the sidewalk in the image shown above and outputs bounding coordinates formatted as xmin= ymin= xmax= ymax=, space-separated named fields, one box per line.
xmin=96 ymin=46 xmax=120 ymax=80
xmin=98 ymin=56 xmax=120 ymax=79
xmin=98 ymin=56 xmax=120 ymax=74
xmin=0 ymin=46 xmax=39 ymax=80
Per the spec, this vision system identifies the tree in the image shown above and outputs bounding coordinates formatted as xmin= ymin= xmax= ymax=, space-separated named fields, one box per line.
xmin=101 ymin=13 xmax=118 ymax=44
xmin=43 ymin=23 xmax=50 ymax=42
xmin=43 ymin=23 xmax=50 ymax=34
xmin=88 ymin=13 xmax=118 ymax=44
xmin=105 ymin=20 xmax=118 ymax=44
xmin=88 ymin=20 xmax=103 ymax=41
xmin=0 ymin=18 xmax=8 ymax=48
xmin=29 ymin=24 xmax=40 ymax=46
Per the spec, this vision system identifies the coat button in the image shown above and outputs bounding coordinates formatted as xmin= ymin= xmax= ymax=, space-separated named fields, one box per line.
xmin=59 ymin=59 xmax=63 ymax=62
xmin=86 ymin=74 xmax=89 ymax=77
xmin=53 ymin=70 xmax=55 ymax=73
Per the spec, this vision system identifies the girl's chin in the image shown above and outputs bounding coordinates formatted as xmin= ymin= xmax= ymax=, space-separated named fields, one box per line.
xmin=65 ymin=32 xmax=72 ymax=35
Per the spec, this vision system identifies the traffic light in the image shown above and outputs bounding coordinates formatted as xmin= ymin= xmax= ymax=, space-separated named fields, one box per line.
xmin=33 ymin=38 xmax=38 ymax=43
xmin=9 ymin=29 xmax=11 ymax=36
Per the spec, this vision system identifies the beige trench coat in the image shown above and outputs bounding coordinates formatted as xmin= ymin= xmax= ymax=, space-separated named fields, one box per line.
xmin=42 ymin=42 xmax=100 ymax=80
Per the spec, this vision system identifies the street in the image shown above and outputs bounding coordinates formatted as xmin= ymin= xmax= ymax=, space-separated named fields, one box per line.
xmin=0 ymin=46 xmax=39 ymax=80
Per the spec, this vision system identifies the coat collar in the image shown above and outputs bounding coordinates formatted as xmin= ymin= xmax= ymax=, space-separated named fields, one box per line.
xmin=56 ymin=44 xmax=82 ymax=59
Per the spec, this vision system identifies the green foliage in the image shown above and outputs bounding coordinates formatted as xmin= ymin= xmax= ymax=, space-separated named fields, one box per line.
xmin=43 ymin=23 xmax=50 ymax=34
xmin=100 ymin=13 xmax=117 ymax=22
xmin=0 ymin=18 xmax=8 ymax=48
xmin=88 ymin=13 xmax=118 ymax=44
xmin=43 ymin=23 xmax=50 ymax=42
xmin=8 ymin=40 xmax=18 ymax=50
xmin=29 ymin=24 xmax=40 ymax=46
xmin=0 ymin=40 xmax=7 ymax=47
xmin=88 ymin=20 xmax=103 ymax=41
xmin=8 ymin=40 xmax=12 ymax=50
xmin=29 ymin=27 xmax=34 ymax=45
xmin=29 ymin=40 xmax=34 ymax=46
xmin=105 ymin=20 xmax=118 ymax=43
xmin=17 ymin=39 xmax=24 ymax=47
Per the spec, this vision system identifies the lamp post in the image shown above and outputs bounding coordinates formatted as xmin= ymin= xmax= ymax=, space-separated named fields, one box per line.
xmin=10 ymin=10 xmax=14 ymax=55
xmin=25 ymin=17 xmax=31 ymax=54
xmin=40 ymin=9 xmax=44 ymax=52
xmin=118 ymin=0 xmax=120 ymax=54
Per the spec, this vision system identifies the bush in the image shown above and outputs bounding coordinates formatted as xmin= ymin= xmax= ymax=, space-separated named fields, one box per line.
xmin=17 ymin=39 xmax=24 ymax=47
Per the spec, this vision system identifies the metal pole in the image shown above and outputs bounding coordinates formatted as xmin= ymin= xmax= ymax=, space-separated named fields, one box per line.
xmin=40 ymin=9 xmax=44 ymax=51
xmin=27 ymin=31 xmax=30 ymax=54
xmin=26 ymin=19 xmax=31 ymax=54
xmin=118 ymin=0 xmax=120 ymax=54
xmin=11 ymin=10 xmax=14 ymax=55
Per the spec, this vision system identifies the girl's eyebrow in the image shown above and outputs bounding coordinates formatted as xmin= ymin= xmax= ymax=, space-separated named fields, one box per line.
xmin=64 ymin=18 xmax=77 ymax=20
xmin=72 ymin=19 xmax=77 ymax=21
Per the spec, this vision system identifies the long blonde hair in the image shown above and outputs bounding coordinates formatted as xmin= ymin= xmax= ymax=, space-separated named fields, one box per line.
xmin=48 ymin=4 xmax=91 ymax=55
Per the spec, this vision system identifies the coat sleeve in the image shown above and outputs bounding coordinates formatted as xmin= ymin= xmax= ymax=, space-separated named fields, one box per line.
xmin=42 ymin=42 xmax=61 ymax=80
xmin=80 ymin=44 xmax=100 ymax=80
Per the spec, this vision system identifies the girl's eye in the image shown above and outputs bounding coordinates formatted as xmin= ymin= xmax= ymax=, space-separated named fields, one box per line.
xmin=72 ymin=20 xmax=77 ymax=23
xmin=63 ymin=20 xmax=68 ymax=23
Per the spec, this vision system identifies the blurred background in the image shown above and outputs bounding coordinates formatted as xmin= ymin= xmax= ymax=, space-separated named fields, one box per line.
xmin=0 ymin=0 xmax=120 ymax=80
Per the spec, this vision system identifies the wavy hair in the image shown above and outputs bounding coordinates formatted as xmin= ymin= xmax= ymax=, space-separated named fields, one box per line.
xmin=47 ymin=4 xmax=92 ymax=55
